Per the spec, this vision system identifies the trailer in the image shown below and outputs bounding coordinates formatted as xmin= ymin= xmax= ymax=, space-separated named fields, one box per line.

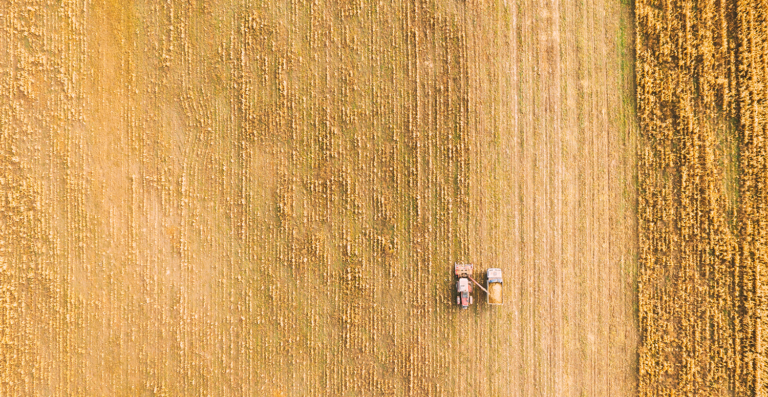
xmin=486 ymin=268 xmax=503 ymax=305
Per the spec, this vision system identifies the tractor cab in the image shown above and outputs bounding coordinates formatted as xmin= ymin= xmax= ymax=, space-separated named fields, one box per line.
xmin=454 ymin=263 xmax=475 ymax=309
xmin=456 ymin=277 xmax=473 ymax=308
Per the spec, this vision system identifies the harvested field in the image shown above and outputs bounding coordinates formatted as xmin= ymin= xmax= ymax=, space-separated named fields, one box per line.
xmin=0 ymin=0 xmax=637 ymax=396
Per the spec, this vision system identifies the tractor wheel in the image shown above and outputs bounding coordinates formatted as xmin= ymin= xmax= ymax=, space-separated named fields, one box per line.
xmin=457 ymin=296 xmax=460 ymax=305
xmin=469 ymin=296 xmax=474 ymax=305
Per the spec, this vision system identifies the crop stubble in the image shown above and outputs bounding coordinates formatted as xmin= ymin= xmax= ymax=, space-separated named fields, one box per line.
xmin=0 ymin=0 xmax=636 ymax=395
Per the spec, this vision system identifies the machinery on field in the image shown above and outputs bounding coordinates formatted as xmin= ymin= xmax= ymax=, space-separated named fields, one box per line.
xmin=486 ymin=268 xmax=503 ymax=305
xmin=455 ymin=263 xmax=474 ymax=309
xmin=454 ymin=263 xmax=503 ymax=309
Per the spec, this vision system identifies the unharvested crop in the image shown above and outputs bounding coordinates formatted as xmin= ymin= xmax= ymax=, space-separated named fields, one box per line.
xmin=636 ymin=0 xmax=768 ymax=394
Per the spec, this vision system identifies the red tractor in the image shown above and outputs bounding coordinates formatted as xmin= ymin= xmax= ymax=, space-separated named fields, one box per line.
xmin=454 ymin=263 xmax=474 ymax=309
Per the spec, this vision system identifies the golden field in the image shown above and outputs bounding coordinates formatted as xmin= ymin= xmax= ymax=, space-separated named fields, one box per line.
xmin=1 ymin=0 xmax=638 ymax=396
xmin=636 ymin=0 xmax=768 ymax=394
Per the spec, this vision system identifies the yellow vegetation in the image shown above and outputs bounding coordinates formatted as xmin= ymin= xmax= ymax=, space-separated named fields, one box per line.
xmin=637 ymin=0 xmax=768 ymax=394
xmin=0 ymin=0 xmax=637 ymax=395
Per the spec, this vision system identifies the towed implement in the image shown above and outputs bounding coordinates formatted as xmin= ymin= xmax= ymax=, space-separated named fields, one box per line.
xmin=486 ymin=268 xmax=503 ymax=305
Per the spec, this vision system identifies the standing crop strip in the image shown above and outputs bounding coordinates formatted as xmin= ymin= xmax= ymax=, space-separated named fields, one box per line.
xmin=637 ymin=0 xmax=768 ymax=394
xmin=736 ymin=0 xmax=768 ymax=394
